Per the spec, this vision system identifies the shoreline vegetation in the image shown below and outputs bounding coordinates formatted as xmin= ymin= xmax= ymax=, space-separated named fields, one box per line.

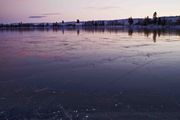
xmin=1 ymin=12 xmax=180 ymax=30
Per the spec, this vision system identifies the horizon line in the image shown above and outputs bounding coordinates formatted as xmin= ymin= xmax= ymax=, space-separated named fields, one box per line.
xmin=1 ymin=15 xmax=180 ymax=24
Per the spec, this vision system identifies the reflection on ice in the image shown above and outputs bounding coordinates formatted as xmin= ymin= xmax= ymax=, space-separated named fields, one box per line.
xmin=0 ymin=28 xmax=180 ymax=119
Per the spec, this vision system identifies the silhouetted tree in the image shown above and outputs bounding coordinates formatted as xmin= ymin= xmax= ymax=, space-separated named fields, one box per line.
xmin=143 ymin=16 xmax=150 ymax=26
xmin=53 ymin=22 xmax=58 ymax=27
xmin=77 ymin=19 xmax=80 ymax=23
xmin=153 ymin=12 xmax=157 ymax=24
xmin=128 ymin=17 xmax=134 ymax=25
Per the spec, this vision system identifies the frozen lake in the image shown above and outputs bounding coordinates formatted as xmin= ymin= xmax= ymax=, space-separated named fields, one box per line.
xmin=0 ymin=28 xmax=180 ymax=119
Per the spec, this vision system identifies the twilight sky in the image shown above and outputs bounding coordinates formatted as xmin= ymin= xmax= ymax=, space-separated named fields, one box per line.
xmin=0 ymin=0 xmax=180 ymax=23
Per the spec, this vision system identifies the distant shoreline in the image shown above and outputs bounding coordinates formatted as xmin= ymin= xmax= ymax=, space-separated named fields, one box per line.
xmin=1 ymin=25 xmax=180 ymax=31
xmin=1 ymin=15 xmax=180 ymax=30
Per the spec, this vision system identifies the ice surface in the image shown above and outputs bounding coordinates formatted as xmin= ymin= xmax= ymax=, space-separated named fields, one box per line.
xmin=0 ymin=28 xmax=180 ymax=119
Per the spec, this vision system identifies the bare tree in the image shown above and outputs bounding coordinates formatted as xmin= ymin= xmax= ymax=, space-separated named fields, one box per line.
xmin=77 ymin=19 xmax=80 ymax=23
xmin=153 ymin=12 xmax=157 ymax=24
xmin=128 ymin=17 xmax=134 ymax=25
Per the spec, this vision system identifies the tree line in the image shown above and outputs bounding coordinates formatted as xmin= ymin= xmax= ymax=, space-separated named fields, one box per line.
xmin=128 ymin=12 xmax=180 ymax=26
xmin=0 ymin=12 xmax=180 ymax=29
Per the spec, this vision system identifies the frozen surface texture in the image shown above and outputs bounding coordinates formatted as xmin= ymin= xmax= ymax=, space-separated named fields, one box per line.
xmin=0 ymin=28 xmax=180 ymax=119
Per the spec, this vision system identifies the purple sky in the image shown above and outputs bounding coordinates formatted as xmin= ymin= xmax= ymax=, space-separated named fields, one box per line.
xmin=0 ymin=0 xmax=180 ymax=23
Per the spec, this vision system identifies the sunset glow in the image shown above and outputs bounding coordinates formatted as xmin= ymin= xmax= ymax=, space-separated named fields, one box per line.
xmin=0 ymin=0 xmax=180 ymax=23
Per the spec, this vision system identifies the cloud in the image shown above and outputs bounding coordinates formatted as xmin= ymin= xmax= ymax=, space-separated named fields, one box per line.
xmin=29 ymin=16 xmax=46 ymax=19
xmin=28 ymin=13 xmax=61 ymax=19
